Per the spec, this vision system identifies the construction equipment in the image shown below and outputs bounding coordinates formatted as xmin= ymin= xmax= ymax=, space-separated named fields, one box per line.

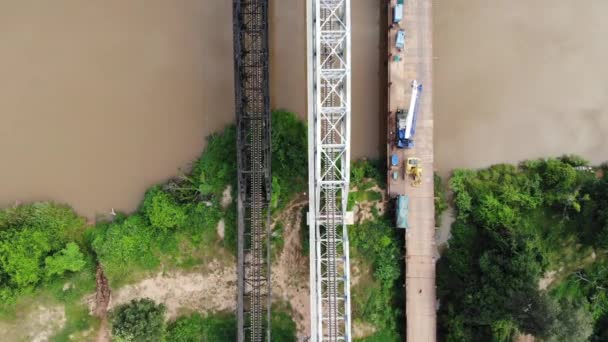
xmin=396 ymin=81 xmax=422 ymax=149
xmin=406 ymin=157 xmax=422 ymax=187
xmin=396 ymin=109 xmax=408 ymax=148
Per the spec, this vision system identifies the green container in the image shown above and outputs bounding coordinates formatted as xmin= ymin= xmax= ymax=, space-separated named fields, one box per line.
xmin=396 ymin=195 xmax=409 ymax=229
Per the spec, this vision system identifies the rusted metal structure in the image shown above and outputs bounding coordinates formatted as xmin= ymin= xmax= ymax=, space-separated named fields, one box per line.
xmin=233 ymin=1 xmax=271 ymax=341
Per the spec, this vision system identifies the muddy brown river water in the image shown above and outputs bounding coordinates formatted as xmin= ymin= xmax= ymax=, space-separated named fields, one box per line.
xmin=434 ymin=0 xmax=608 ymax=176
xmin=1 ymin=0 xmax=606 ymax=217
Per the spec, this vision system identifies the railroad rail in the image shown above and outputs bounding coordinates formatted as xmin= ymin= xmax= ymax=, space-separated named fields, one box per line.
xmin=233 ymin=1 xmax=272 ymax=341
xmin=307 ymin=0 xmax=352 ymax=340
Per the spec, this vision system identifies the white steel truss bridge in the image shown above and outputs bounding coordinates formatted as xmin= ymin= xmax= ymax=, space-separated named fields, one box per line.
xmin=307 ymin=0 xmax=352 ymax=341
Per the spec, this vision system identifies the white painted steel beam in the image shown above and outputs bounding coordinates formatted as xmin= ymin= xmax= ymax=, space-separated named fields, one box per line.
xmin=308 ymin=0 xmax=351 ymax=340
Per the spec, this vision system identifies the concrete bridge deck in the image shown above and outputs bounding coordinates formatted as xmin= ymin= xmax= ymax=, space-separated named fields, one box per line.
xmin=385 ymin=0 xmax=436 ymax=341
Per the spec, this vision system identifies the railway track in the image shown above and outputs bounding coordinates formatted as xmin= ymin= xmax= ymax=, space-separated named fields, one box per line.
xmin=233 ymin=1 xmax=271 ymax=341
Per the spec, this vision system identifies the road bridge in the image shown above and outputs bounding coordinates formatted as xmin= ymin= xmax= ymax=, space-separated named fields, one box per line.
xmin=385 ymin=0 xmax=436 ymax=341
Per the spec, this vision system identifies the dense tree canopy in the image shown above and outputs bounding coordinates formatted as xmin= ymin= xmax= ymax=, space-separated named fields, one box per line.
xmin=0 ymin=203 xmax=88 ymax=303
xmin=439 ymin=157 xmax=607 ymax=341
xmin=44 ymin=242 xmax=87 ymax=278
xmin=143 ymin=186 xmax=187 ymax=230
xmin=578 ymin=175 xmax=608 ymax=249
xmin=110 ymin=298 xmax=166 ymax=341
xmin=91 ymin=215 xmax=161 ymax=282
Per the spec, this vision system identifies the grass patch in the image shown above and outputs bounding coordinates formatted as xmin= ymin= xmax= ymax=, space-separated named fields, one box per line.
xmin=51 ymin=304 xmax=99 ymax=342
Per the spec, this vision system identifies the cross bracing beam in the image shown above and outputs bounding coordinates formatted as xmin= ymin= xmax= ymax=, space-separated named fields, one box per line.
xmin=233 ymin=1 xmax=271 ymax=341
xmin=308 ymin=0 xmax=352 ymax=340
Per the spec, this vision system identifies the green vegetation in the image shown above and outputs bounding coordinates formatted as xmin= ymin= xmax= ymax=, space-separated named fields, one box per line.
xmin=270 ymin=110 xmax=307 ymax=210
xmin=109 ymin=296 xmax=296 ymax=341
xmin=192 ymin=126 xmax=237 ymax=198
xmin=91 ymin=215 xmax=165 ymax=284
xmin=348 ymin=159 xmax=385 ymax=211
xmin=350 ymin=216 xmax=403 ymax=341
xmin=434 ymin=173 xmax=448 ymax=227
xmin=0 ymin=203 xmax=90 ymax=305
xmin=438 ymin=157 xmax=608 ymax=341
xmin=0 ymin=110 xmax=307 ymax=339
xmin=110 ymin=301 xmax=241 ymax=342
xmin=348 ymin=160 xmax=404 ymax=341
xmin=90 ymin=119 xmax=239 ymax=283
xmin=52 ymin=304 xmax=99 ymax=342
xmin=166 ymin=313 xmax=205 ymax=341
xmin=142 ymin=186 xmax=188 ymax=231
xmin=271 ymin=311 xmax=297 ymax=341
xmin=164 ymin=309 xmax=296 ymax=341
xmin=110 ymin=298 xmax=166 ymax=341
xmin=44 ymin=242 xmax=87 ymax=278
xmin=351 ymin=159 xmax=385 ymax=189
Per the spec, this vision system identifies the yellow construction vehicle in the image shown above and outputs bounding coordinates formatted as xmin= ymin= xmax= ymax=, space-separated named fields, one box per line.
xmin=405 ymin=157 xmax=422 ymax=187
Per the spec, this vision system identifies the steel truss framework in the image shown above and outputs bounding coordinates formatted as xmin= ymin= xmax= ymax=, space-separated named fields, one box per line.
xmin=308 ymin=0 xmax=352 ymax=340
xmin=233 ymin=1 xmax=271 ymax=341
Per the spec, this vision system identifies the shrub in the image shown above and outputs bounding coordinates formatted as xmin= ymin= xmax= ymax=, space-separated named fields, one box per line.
xmin=0 ymin=228 xmax=54 ymax=289
xmin=434 ymin=173 xmax=448 ymax=227
xmin=91 ymin=215 xmax=161 ymax=282
xmin=200 ymin=313 xmax=236 ymax=341
xmin=351 ymin=159 xmax=385 ymax=188
xmin=271 ymin=311 xmax=297 ymax=341
xmin=166 ymin=313 xmax=205 ymax=342
xmin=143 ymin=186 xmax=187 ymax=230
xmin=0 ymin=202 xmax=86 ymax=238
xmin=182 ymin=201 xmax=222 ymax=245
xmin=192 ymin=126 xmax=237 ymax=197
xmin=0 ymin=203 xmax=87 ymax=303
xmin=110 ymin=298 xmax=166 ymax=341
xmin=350 ymin=216 xmax=403 ymax=332
xmin=271 ymin=110 xmax=307 ymax=208
xmin=45 ymin=242 xmax=87 ymax=278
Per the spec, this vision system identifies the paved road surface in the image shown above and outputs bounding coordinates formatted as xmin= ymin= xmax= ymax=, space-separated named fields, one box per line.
xmin=386 ymin=0 xmax=436 ymax=341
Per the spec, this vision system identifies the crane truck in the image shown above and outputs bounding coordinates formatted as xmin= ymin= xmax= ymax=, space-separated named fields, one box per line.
xmin=396 ymin=80 xmax=422 ymax=149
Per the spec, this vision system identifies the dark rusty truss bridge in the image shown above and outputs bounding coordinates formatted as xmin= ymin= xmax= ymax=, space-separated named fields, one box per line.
xmin=233 ymin=0 xmax=271 ymax=341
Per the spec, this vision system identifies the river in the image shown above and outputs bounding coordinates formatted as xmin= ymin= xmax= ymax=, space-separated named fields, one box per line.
xmin=1 ymin=1 xmax=606 ymax=217
xmin=434 ymin=0 xmax=608 ymax=176
xmin=0 ymin=1 xmax=235 ymax=217
xmin=0 ymin=0 xmax=382 ymax=217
